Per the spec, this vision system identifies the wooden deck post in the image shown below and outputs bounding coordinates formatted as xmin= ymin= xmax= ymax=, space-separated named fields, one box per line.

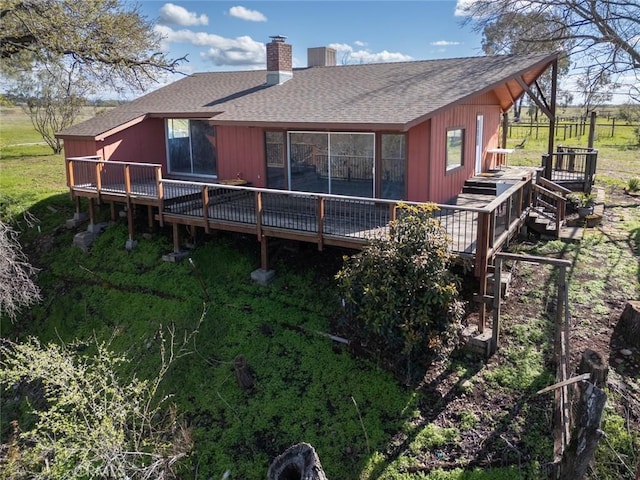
xmin=475 ymin=211 xmax=492 ymax=333
xmin=110 ymin=202 xmax=116 ymax=222
xmin=172 ymin=222 xmax=180 ymax=253
xmin=88 ymin=197 xmax=96 ymax=226
xmin=260 ymin=235 xmax=269 ymax=271
xmin=491 ymin=256 xmax=503 ymax=354
xmin=95 ymin=162 xmax=102 ymax=191
xmin=317 ymin=197 xmax=324 ymax=251
xmin=66 ymin=158 xmax=74 ymax=188
xmin=126 ymin=199 xmax=134 ymax=242
xmin=256 ymin=191 xmax=263 ymax=241
xmin=202 ymin=186 xmax=210 ymax=234
xmin=147 ymin=205 xmax=154 ymax=229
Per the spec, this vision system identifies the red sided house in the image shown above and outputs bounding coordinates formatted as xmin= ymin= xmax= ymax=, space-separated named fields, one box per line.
xmin=59 ymin=37 xmax=559 ymax=203
xmin=58 ymin=38 xmax=572 ymax=333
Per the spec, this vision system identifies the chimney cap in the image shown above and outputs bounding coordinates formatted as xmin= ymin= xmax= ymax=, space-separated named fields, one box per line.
xmin=269 ymin=35 xmax=287 ymax=43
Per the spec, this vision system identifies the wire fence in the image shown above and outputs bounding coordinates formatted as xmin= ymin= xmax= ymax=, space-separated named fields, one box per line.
xmin=507 ymin=122 xmax=639 ymax=142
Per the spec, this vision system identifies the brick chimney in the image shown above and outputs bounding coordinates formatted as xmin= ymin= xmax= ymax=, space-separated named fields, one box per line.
xmin=266 ymin=35 xmax=292 ymax=85
xmin=307 ymin=47 xmax=337 ymax=67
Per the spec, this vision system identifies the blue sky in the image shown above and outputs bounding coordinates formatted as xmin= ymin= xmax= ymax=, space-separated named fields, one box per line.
xmin=138 ymin=1 xmax=482 ymax=75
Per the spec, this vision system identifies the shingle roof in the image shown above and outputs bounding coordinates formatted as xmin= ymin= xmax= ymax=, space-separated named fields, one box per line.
xmin=58 ymin=51 xmax=557 ymax=138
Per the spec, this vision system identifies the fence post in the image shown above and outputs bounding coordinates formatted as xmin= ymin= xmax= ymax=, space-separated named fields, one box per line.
xmin=588 ymin=111 xmax=597 ymax=148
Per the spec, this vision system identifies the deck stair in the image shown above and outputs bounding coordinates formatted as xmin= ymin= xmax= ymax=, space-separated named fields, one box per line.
xmin=527 ymin=207 xmax=559 ymax=236
xmin=526 ymin=176 xmax=572 ymax=238
xmin=462 ymin=179 xmax=498 ymax=195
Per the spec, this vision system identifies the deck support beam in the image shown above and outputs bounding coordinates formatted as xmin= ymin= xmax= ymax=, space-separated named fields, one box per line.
xmin=125 ymin=199 xmax=137 ymax=250
xmin=260 ymin=235 xmax=269 ymax=271
xmin=172 ymin=222 xmax=180 ymax=253
xmin=88 ymin=198 xmax=96 ymax=227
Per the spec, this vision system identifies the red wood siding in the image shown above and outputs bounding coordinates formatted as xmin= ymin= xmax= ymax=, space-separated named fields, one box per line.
xmin=100 ymin=118 xmax=167 ymax=171
xmin=427 ymin=103 xmax=501 ymax=204
xmin=62 ymin=139 xmax=98 ymax=158
xmin=62 ymin=119 xmax=167 ymax=171
xmin=216 ymin=126 xmax=266 ymax=187
xmin=406 ymin=121 xmax=431 ymax=202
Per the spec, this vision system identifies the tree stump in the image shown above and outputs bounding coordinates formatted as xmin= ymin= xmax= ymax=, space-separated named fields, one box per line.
xmin=558 ymin=381 xmax=606 ymax=480
xmin=267 ymin=443 xmax=328 ymax=480
xmin=577 ymin=349 xmax=608 ymax=387
xmin=234 ymin=355 xmax=254 ymax=389
xmin=617 ymin=301 xmax=640 ymax=349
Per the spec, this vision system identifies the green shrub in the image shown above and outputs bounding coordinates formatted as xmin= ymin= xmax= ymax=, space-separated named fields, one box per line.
xmin=627 ymin=177 xmax=640 ymax=192
xmin=336 ymin=203 xmax=463 ymax=381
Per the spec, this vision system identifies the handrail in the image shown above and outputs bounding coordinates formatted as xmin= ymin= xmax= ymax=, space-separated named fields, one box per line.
xmin=66 ymin=157 xmax=531 ymax=264
xmin=537 ymin=176 xmax=572 ymax=195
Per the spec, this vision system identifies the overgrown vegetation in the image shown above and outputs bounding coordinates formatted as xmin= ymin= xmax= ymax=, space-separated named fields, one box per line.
xmin=336 ymin=204 xmax=464 ymax=382
xmin=0 ymin=335 xmax=194 ymax=479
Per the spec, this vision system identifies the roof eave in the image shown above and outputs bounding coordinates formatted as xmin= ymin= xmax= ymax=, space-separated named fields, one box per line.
xmin=212 ymin=120 xmax=408 ymax=131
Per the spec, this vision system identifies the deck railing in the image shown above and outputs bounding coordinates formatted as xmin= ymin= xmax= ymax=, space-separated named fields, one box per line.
xmin=66 ymin=157 xmax=162 ymax=198
xmin=541 ymin=147 xmax=598 ymax=193
xmin=66 ymin=156 xmax=530 ymax=260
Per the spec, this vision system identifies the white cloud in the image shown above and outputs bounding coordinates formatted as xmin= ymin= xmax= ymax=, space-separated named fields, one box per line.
xmin=354 ymin=40 xmax=367 ymax=47
xmin=155 ymin=25 xmax=265 ymax=66
xmin=158 ymin=3 xmax=208 ymax=26
xmin=454 ymin=0 xmax=476 ymax=17
xmin=328 ymin=43 xmax=412 ymax=64
xmin=228 ymin=5 xmax=267 ymax=22
xmin=431 ymin=40 xmax=461 ymax=47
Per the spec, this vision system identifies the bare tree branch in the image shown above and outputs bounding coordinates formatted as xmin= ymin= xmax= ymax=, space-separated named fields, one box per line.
xmin=0 ymin=221 xmax=41 ymax=322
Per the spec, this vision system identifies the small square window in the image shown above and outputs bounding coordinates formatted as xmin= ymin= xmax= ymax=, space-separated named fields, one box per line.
xmin=446 ymin=128 xmax=464 ymax=170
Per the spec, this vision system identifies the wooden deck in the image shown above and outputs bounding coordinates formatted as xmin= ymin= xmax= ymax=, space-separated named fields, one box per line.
xmin=67 ymin=156 xmax=578 ymax=334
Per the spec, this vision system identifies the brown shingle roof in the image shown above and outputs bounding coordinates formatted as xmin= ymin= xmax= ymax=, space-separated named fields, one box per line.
xmin=57 ymin=52 xmax=557 ymax=138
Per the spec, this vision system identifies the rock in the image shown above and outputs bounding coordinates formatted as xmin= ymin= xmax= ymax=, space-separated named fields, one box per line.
xmin=620 ymin=349 xmax=633 ymax=356
xmin=616 ymin=301 xmax=640 ymax=349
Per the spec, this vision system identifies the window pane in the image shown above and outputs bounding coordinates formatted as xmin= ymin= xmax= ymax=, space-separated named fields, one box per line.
xmin=168 ymin=119 xmax=191 ymax=173
xmin=329 ymin=133 xmax=374 ymax=197
xmin=190 ymin=120 xmax=217 ymax=176
xmin=446 ymin=128 xmax=464 ymax=170
xmin=381 ymin=134 xmax=406 ymax=199
xmin=266 ymin=131 xmax=285 ymax=189
xmin=289 ymin=132 xmax=328 ymax=193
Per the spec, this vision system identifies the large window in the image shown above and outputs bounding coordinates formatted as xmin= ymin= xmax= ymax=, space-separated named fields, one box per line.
xmin=167 ymin=119 xmax=217 ymax=176
xmin=446 ymin=128 xmax=464 ymax=171
xmin=288 ymin=132 xmax=374 ymax=197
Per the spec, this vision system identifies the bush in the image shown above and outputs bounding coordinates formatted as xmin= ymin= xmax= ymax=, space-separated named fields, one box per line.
xmin=336 ymin=204 xmax=463 ymax=381
xmin=0 ymin=335 xmax=193 ymax=479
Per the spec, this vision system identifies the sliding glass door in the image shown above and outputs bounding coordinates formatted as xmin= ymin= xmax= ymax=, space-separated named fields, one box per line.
xmin=288 ymin=132 xmax=374 ymax=197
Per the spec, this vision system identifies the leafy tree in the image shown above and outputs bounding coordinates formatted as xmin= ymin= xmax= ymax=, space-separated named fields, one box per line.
xmin=0 ymin=0 xmax=186 ymax=152
xmin=0 ymin=333 xmax=193 ymax=479
xmin=336 ymin=204 xmax=464 ymax=381
xmin=0 ymin=0 xmax=184 ymax=91
xmin=0 ymin=221 xmax=41 ymax=322
xmin=471 ymin=9 xmax=572 ymax=121
xmin=460 ymin=0 xmax=640 ymax=103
